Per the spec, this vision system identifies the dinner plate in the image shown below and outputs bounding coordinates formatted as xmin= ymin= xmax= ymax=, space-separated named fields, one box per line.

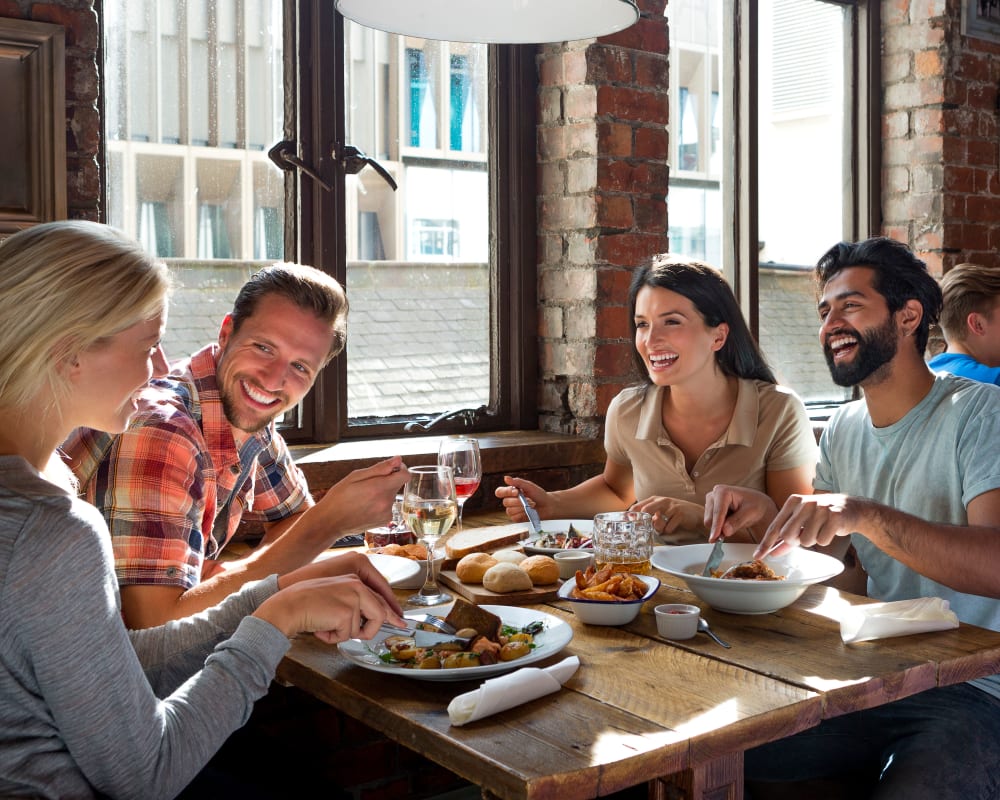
xmin=338 ymin=605 xmax=573 ymax=682
xmin=314 ymin=550 xmax=422 ymax=588
xmin=522 ymin=519 xmax=594 ymax=555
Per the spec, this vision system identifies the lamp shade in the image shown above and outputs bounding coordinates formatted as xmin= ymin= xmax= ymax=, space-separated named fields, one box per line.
xmin=334 ymin=0 xmax=640 ymax=44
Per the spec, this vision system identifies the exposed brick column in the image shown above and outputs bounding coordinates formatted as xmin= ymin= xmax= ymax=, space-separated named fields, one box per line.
xmin=536 ymin=0 xmax=670 ymax=439
xmin=0 ymin=0 xmax=101 ymax=221
xmin=881 ymin=0 xmax=1000 ymax=274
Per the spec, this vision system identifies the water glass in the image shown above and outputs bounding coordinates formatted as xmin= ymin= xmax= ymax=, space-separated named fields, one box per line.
xmin=592 ymin=511 xmax=653 ymax=574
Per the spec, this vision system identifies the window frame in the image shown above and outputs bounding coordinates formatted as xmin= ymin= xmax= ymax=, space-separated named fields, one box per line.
xmin=725 ymin=0 xmax=880 ymax=337
xmin=286 ymin=0 xmax=537 ymax=444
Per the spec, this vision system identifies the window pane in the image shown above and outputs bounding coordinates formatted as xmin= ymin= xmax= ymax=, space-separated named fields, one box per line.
xmin=104 ymin=0 xmax=285 ymax=360
xmin=667 ymin=0 xmax=724 ymax=265
xmin=344 ymin=23 xmax=490 ymax=422
xmin=756 ymin=0 xmax=851 ymax=403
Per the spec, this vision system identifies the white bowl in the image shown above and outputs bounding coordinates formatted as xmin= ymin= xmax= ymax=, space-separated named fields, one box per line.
xmin=651 ymin=543 xmax=843 ymax=615
xmin=557 ymin=573 xmax=660 ymax=625
xmin=654 ymin=603 xmax=700 ymax=639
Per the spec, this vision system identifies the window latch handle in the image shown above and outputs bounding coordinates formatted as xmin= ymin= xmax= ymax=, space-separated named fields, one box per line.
xmin=335 ymin=145 xmax=398 ymax=191
xmin=267 ymin=140 xmax=333 ymax=191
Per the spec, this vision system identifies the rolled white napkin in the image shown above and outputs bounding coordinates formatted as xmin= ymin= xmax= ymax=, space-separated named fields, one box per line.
xmin=840 ymin=597 xmax=959 ymax=643
xmin=447 ymin=655 xmax=580 ymax=726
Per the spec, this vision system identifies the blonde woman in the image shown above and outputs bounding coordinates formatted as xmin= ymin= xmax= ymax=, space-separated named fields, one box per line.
xmin=0 ymin=221 xmax=404 ymax=799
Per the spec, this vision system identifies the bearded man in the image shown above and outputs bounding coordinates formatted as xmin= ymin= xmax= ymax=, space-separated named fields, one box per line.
xmin=705 ymin=237 xmax=1000 ymax=800
xmin=65 ymin=263 xmax=408 ymax=629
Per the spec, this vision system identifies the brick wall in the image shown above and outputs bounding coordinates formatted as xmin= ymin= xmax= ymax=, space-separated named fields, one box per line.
xmin=536 ymin=0 xmax=670 ymax=438
xmin=882 ymin=0 xmax=1000 ymax=275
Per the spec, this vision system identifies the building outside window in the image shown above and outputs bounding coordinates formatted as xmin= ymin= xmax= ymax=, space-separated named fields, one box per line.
xmin=104 ymin=2 xmax=532 ymax=440
xmin=666 ymin=0 xmax=874 ymax=406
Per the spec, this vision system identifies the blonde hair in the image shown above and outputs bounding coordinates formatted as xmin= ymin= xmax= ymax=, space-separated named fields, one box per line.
xmin=0 ymin=221 xmax=171 ymax=410
xmin=938 ymin=262 xmax=1000 ymax=342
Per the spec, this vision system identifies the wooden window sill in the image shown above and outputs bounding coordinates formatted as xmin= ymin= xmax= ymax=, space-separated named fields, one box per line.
xmin=290 ymin=430 xmax=605 ymax=493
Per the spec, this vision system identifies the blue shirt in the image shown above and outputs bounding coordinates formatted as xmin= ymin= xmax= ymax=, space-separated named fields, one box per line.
xmin=928 ymin=352 xmax=1000 ymax=385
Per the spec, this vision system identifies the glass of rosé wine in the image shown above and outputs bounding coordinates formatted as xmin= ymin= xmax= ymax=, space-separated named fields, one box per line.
xmin=437 ymin=436 xmax=481 ymax=532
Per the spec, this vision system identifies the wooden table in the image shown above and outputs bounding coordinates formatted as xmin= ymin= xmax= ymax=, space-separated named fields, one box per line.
xmin=276 ymin=513 xmax=1000 ymax=799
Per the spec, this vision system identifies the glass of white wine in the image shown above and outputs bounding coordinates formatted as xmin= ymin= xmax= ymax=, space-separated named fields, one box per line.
xmin=403 ymin=465 xmax=457 ymax=606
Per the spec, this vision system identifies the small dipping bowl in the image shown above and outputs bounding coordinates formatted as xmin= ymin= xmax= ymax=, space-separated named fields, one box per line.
xmin=654 ymin=603 xmax=700 ymax=640
xmin=553 ymin=550 xmax=594 ymax=580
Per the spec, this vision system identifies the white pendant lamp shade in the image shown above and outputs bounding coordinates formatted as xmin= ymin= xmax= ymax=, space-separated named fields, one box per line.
xmin=334 ymin=0 xmax=640 ymax=44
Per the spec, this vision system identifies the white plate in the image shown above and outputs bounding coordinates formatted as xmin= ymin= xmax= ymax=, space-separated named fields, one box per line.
xmin=314 ymin=550 xmax=422 ymax=588
xmin=651 ymin=543 xmax=844 ymax=615
xmin=338 ymin=605 xmax=573 ymax=682
xmin=523 ymin=519 xmax=594 ymax=555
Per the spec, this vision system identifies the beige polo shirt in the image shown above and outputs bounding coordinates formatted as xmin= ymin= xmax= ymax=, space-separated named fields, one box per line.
xmin=604 ymin=379 xmax=816 ymax=543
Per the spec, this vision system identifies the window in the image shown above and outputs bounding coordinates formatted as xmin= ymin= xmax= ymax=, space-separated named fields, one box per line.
xmin=104 ymin=1 xmax=535 ymax=443
xmin=667 ymin=0 xmax=879 ymax=407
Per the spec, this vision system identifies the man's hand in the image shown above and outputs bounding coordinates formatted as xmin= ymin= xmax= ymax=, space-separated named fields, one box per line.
xmin=314 ymin=456 xmax=409 ymax=538
xmin=703 ymin=485 xmax=778 ymax=544
xmin=755 ymin=492 xmax=855 ymax=557
xmin=281 ymin=550 xmax=404 ymax=616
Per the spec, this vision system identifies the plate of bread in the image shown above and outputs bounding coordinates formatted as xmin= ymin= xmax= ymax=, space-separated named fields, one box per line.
xmin=437 ymin=524 xmax=564 ymax=604
xmin=339 ymin=601 xmax=573 ymax=682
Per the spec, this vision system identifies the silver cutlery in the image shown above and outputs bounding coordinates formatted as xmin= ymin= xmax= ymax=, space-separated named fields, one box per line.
xmin=698 ymin=618 xmax=731 ymax=648
xmin=702 ymin=539 xmax=725 ymax=576
xmin=517 ymin=491 xmax=543 ymax=538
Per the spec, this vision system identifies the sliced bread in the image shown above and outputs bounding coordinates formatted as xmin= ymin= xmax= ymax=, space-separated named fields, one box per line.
xmin=443 ymin=523 xmax=530 ymax=560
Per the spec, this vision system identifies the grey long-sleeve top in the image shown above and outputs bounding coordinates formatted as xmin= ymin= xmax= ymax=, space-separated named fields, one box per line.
xmin=0 ymin=455 xmax=290 ymax=799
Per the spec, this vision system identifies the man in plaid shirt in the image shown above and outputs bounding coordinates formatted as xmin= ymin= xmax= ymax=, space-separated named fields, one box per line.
xmin=64 ymin=263 xmax=408 ymax=628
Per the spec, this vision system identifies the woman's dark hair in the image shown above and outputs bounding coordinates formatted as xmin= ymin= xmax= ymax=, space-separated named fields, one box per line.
xmin=815 ymin=237 xmax=943 ymax=353
xmin=627 ymin=253 xmax=776 ymax=383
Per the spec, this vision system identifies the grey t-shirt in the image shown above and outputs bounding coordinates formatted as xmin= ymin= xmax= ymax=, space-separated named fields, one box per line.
xmin=815 ymin=373 xmax=1000 ymax=698
xmin=0 ymin=455 xmax=289 ymax=799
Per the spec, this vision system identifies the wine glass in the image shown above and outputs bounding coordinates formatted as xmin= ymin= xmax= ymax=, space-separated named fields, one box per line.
xmin=403 ymin=464 xmax=457 ymax=606
xmin=437 ymin=436 xmax=481 ymax=532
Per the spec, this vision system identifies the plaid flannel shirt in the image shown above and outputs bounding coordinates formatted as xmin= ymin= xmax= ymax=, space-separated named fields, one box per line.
xmin=63 ymin=345 xmax=313 ymax=589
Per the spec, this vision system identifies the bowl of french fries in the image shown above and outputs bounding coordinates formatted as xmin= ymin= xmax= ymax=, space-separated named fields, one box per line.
xmin=556 ymin=565 xmax=660 ymax=626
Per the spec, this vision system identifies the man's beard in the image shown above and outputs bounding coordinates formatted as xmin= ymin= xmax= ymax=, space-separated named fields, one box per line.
xmin=824 ymin=316 xmax=899 ymax=388
xmin=221 ymin=383 xmax=283 ymax=434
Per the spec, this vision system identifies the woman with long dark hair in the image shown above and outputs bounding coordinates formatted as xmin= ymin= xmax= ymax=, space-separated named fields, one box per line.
xmin=498 ymin=253 xmax=816 ymax=543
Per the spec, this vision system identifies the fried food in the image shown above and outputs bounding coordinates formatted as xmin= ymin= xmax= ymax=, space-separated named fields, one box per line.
xmin=713 ymin=560 xmax=784 ymax=581
xmin=569 ymin=565 xmax=647 ymax=602
xmin=368 ymin=542 xmax=428 ymax=561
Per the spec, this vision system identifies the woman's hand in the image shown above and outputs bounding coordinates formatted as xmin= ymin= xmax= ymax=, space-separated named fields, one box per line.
xmin=495 ymin=475 xmax=551 ymax=521
xmin=255 ymin=574 xmax=406 ymax=644
xmin=631 ymin=496 xmax=704 ymax=537
xmin=279 ymin=550 xmax=403 ymax=616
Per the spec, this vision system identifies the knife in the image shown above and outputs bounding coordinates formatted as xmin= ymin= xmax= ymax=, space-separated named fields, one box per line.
xmin=379 ymin=617 xmax=473 ymax=647
xmin=517 ymin=491 xmax=543 ymax=538
xmin=702 ymin=539 xmax=725 ymax=577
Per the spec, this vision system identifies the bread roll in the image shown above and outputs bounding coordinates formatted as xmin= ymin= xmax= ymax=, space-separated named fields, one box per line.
xmin=455 ymin=552 xmax=498 ymax=583
xmin=492 ymin=549 xmax=526 ymax=565
xmin=482 ymin=561 xmax=533 ymax=593
xmin=519 ymin=554 xmax=560 ymax=585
